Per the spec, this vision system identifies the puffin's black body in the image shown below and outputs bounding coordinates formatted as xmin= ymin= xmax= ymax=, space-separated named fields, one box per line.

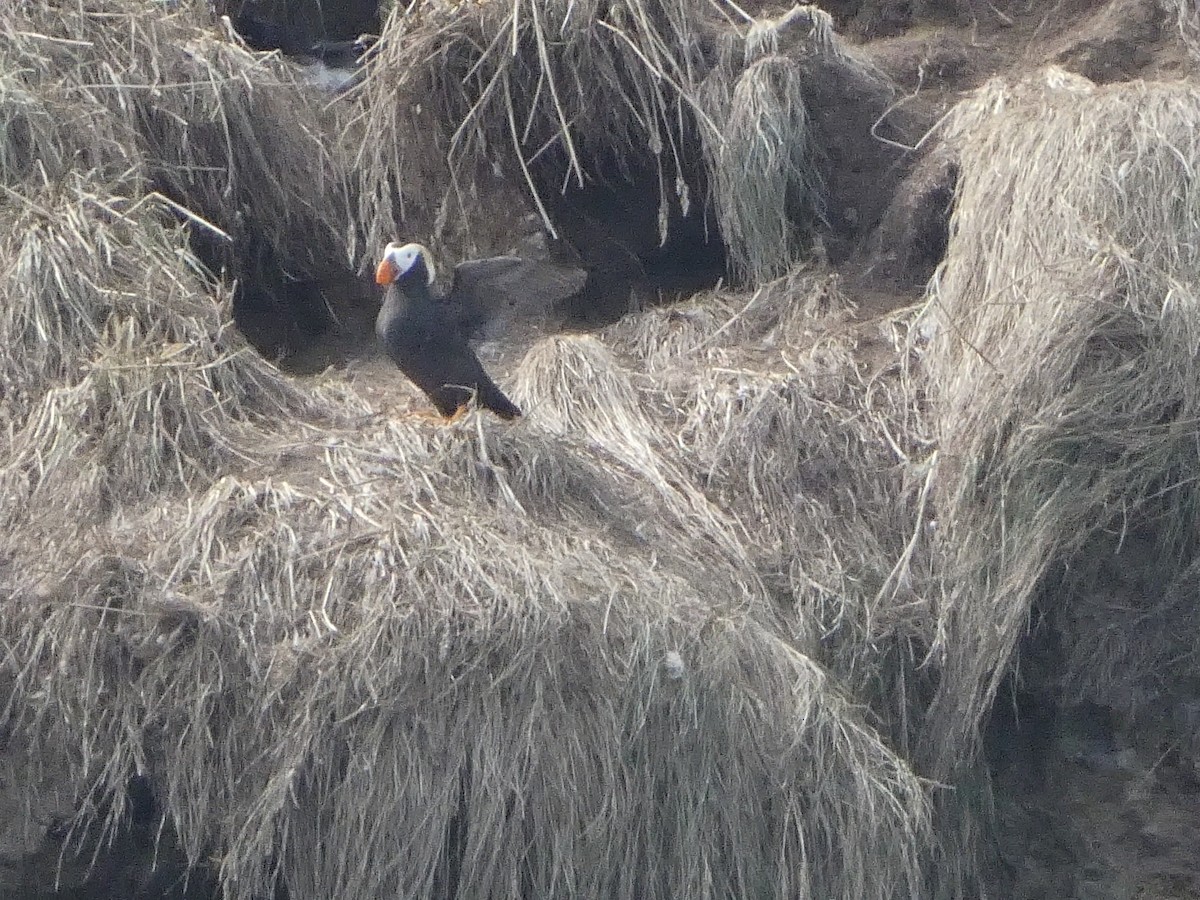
xmin=376 ymin=249 xmax=523 ymax=420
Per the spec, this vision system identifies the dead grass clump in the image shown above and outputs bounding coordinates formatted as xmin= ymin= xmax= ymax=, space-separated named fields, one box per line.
xmin=0 ymin=73 xmax=103 ymax=190
xmin=919 ymin=68 xmax=1200 ymax=779
xmin=0 ymin=183 xmax=324 ymax=524
xmin=0 ymin=186 xmax=242 ymax=405
xmin=700 ymin=53 xmax=818 ymax=283
xmin=1 ymin=0 xmax=355 ymax=280
xmin=356 ymin=1 xmax=890 ymax=282
xmin=0 ymin=0 xmax=358 ymax=529
xmin=698 ymin=5 xmax=892 ymax=283
xmin=511 ymin=334 xmax=757 ymax=569
xmin=612 ymin=268 xmax=852 ymax=356
xmin=367 ymin=0 xmax=736 ymax=263
xmin=354 ymin=0 xmax=713 ymax=257
xmin=3 ymin=398 xmax=931 ymax=899
xmin=630 ymin=277 xmax=933 ymax=729
xmin=699 ymin=5 xmax=900 ymax=282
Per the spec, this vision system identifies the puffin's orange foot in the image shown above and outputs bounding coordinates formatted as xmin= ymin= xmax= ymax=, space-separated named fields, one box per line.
xmin=405 ymin=408 xmax=447 ymax=424
xmin=443 ymin=405 xmax=469 ymax=425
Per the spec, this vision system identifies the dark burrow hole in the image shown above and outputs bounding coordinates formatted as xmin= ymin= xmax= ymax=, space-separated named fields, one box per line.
xmin=542 ymin=149 xmax=731 ymax=330
xmin=186 ymin=225 xmax=376 ymax=375
xmin=188 ymin=125 xmax=733 ymax=373
xmin=216 ymin=0 xmax=381 ymax=55
xmin=22 ymin=775 xmax=222 ymax=900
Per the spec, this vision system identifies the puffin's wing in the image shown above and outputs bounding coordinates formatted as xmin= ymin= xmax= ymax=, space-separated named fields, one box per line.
xmin=445 ymin=256 xmax=587 ymax=341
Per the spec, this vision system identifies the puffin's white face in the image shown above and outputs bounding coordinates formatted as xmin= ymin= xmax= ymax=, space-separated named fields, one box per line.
xmin=375 ymin=241 xmax=436 ymax=286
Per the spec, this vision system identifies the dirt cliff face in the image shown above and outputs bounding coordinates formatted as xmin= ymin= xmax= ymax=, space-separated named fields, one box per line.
xmin=844 ymin=5 xmax=1200 ymax=897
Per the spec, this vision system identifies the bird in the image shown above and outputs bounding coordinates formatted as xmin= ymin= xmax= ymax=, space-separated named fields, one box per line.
xmin=375 ymin=242 xmax=578 ymax=422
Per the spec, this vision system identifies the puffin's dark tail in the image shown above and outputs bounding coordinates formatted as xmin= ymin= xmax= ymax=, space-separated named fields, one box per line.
xmin=480 ymin=382 xmax=522 ymax=420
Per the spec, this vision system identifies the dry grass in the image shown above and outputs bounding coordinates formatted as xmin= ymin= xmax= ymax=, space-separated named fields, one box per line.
xmin=3 ymin=338 xmax=934 ymax=898
xmin=12 ymin=1 xmax=1200 ymax=897
xmin=919 ymin=68 xmax=1200 ymax=782
xmin=0 ymin=0 xmax=360 ymax=517
xmin=353 ymin=0 xmax=891 ymax=281
xmin=606 ymin=272 xmax=936 ymax=738
xmin=353 ymin=0 xmax=715 ymax=259
xmin=0 ymin=0 xmax=356 ymax=275
xmin=512 ymin=334 xmax=756 ymax=569
xmin=698 ymin=4 xmax=893 ymax=283
xmin=700 ymin=52 xmax=818 ymax=283
xmin=0 ymin=6 xmax=936 ymax=896
xmin=0 ymin=183 xmax=338 ymax=557
xmin=0 ymin=183 xmax=302 ymax=410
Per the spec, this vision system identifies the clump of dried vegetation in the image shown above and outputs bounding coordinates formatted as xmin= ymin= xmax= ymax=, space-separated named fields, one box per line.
xmin=3 ymin=0 xmax=1200 ymax=898
xmin=353 ymin=0 xmax=886 ymax=280
xmin=0 ymin=1 xmax=350 ymax=530
xmin=918 ymin=68 xmax=1200 ymax=784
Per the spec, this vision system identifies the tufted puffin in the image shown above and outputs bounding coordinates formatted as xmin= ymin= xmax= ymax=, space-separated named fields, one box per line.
xmin=374 ymin=242 xmax=537 ymax=421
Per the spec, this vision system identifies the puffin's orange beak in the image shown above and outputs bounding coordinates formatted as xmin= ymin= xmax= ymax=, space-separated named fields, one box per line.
xmin=375 ymin=257 xmax=396 ymax=286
